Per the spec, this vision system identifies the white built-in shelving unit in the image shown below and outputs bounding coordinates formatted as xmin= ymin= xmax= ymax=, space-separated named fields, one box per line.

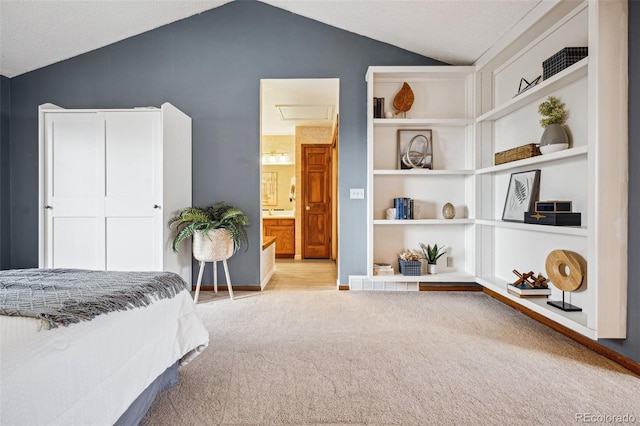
xmin=366 ymin=66 xmax=477 ymax=285
xmin=362 ymin=0 xmax=628 ymax=340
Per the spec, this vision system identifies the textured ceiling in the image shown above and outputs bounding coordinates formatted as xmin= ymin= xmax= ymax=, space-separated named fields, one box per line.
xmin=0 ymin=0 xmax=540 ymax=78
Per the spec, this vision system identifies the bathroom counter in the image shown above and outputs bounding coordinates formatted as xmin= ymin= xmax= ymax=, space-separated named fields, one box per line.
xmin=262 ymin=235 xmax=276 ymax=250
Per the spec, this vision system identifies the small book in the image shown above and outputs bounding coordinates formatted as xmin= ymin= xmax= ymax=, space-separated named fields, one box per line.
xmin=507 ymin=282 xmax=551 ymax=297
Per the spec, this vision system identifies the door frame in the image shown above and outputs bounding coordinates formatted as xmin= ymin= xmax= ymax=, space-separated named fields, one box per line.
xmin=258 ymin=78 xmax=340 ymax=288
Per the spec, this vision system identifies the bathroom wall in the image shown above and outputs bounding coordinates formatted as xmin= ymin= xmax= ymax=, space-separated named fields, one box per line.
xmin=262 ymin=135 xmax=295 ymax=210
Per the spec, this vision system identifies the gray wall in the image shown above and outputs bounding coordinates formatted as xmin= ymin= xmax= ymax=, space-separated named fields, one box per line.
xmin=2 ymin=0 xmax=638 ymax=364
xmin=0 ymin=75 xmax=10 ymax=270
xmin=6 ymin=1 xmax=440 ymax=282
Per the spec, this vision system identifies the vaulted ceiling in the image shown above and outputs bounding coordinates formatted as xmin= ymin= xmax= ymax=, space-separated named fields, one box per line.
xmin=0 ymin=0 xmax=540 ymax=78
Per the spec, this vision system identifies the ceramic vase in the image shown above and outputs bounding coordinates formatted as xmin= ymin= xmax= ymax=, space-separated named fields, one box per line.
xmin=540 ymin=123 xmax=569 ymax=154
xmin=442 ymin=202 xmax=456 ymax=219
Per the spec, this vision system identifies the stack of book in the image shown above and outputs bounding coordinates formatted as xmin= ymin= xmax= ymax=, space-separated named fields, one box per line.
xmin=373 ymin=263 xmax=394 ymax=276
xmin=393 ymin=197 xmax=414 ymax=220
xmin=507 ymin=282 xmax=551 ymax=298
xmin=373 ymin=97 xmax=385 ymax=118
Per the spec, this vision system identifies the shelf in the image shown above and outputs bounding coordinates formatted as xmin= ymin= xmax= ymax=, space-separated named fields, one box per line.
xmin=476 ymin=58 xmax=588 ymax=122
xmin=374 ymin=169 xmax=474 ymax=176
xmin=370 ymin=271 xmax=476 ymax=283
xmin=475 ymin=219 xmax=587 ymax=236
xmin=374 ymin=219 xmax=474 ymax=225
xmin=367 ymin=65 xmax=476 ymax=81
xmin=373 ymin=118 xmax=473 ymax=127
xmin=476 ymin=145 xmax=587 ymax=174
xmin=477 ymin=276 xmax=595 ymax=339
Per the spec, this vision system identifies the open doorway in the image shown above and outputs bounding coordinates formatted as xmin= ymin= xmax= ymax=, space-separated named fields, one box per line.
xmin=259 ymin=78 xmax=339 ymax=290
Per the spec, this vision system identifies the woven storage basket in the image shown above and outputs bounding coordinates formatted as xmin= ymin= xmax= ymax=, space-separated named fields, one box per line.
xmin=494 ymin=143 xmax=541 ymax=165
xmin=193 ymin=229 xmax=234 ymax=262
xmin=398 ymin=259 xmax=422 ymax=276
xmin=543 ymin=47 xmax=588 ymax=80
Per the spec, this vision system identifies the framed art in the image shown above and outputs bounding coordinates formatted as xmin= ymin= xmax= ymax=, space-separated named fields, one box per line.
xmin=262 ymin=171 xmax=278 ymax=206
xmin=502 ymin=169 xmax=541 ymax=222
xmin=397 ymin=129 xmax=432 ymax=170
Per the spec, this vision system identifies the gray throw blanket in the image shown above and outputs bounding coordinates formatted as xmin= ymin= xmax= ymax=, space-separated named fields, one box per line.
xmin=0 ymin=269 xmax=188 ymax=329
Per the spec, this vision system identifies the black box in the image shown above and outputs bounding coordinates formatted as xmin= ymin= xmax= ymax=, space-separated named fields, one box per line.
xmin=525 ymin=212 xmax=581 ymax=226
xmin=543 ymin=47 xmax=588 ymax=80
xmin=535 ymin=200 xmax=572 ymax=212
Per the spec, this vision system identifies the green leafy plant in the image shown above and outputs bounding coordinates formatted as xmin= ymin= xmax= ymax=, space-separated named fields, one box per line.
xmin=419 ymin=243 xmax=447 ymax=265
xmin=168 ymin=202 xmax=250 ymax=254
xmin=538 ymin=96 xmax=567 ymax=128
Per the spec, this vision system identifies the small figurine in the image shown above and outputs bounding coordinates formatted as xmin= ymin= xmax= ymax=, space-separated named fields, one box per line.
xmin=512 ymin=269 xmax=548 ymax=289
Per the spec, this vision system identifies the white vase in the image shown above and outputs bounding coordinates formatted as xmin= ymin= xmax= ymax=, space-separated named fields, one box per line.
xmin=540 ymin=123 xmax=569 ymax=154
xmin=192 ymin=229 xmax=234 ymax=262
xmin=427 ymin=264 xmax=437 ymax=274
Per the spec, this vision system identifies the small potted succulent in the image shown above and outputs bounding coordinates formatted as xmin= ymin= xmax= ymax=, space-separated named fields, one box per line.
xmin=420 ymin=243 xmax=447 ymax=274
xmin=538 ymin=96 xmax=569 ymax=154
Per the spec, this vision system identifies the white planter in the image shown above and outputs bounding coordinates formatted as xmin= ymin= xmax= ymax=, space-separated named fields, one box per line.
xmin=427 ymin=264 xmax=438 ymax=274
xmin=193 ymin=229 xmax=234 ymax=262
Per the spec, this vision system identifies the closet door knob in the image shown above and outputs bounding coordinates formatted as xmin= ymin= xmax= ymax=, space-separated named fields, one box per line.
xmin=306 ymin=206 xmax=310 ymax=211
xmin=153 ymin=204 xmax=161 ymax=209
xmin=44 ymin=205 xmax=53 ymax=209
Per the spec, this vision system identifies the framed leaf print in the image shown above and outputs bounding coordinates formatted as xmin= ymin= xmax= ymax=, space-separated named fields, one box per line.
xmin=502 ymin=170 xmax=540 ymax=222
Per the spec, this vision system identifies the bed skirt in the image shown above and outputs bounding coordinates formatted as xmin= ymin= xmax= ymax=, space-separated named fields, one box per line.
xmin=115 ymin=362 xmax=179 ymax=426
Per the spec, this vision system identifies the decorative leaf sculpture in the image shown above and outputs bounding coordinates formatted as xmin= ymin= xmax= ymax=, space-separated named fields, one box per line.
xmin=393 ymin=82 xmax=414 ymax=114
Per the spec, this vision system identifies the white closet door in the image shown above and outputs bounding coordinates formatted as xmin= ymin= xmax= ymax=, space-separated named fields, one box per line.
xmin=44 ymin=113 xmax=105 ymax=269
xmin=103 ymin=111 xmax=162 ymax=271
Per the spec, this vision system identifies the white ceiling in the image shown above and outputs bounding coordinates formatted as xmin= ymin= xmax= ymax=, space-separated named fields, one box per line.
xmin=0 ymin=0 xmax=541 ymax=134
xmin=262 ymin=78 xmax=339 ymax=135
xmin=0 ymin=0 xmax=541 ymax=79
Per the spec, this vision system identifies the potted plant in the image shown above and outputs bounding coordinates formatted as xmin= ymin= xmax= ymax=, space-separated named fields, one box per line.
xmin=419 ymin=243 xmax=446 ymax=274
xmin=538 ymin=96 xmax=569 ymax=154
xmin=168 ymin=201 xmax=250 ymax=261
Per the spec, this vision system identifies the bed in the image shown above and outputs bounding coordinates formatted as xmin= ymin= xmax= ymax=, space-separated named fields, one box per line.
xmin=0 ymin=268 xmax=209 ymax=426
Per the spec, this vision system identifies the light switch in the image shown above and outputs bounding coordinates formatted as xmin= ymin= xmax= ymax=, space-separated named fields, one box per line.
xmin=350 ymin=188 xmax=365 ymax=199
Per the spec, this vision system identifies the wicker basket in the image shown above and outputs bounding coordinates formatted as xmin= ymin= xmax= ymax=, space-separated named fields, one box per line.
xmin=193 ymin=229 xmax=234 ymax=262
xmin=494 ymin=143 xmax=541 ymax=165
xmin=543 ymin=47 xmax=588 ymax=80
xmin=398 ymin=259 xmax=422 ymax=276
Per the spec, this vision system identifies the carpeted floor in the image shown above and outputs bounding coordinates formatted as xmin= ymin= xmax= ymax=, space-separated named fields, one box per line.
xmin=141 ymin=288 xmax=639 ymax=425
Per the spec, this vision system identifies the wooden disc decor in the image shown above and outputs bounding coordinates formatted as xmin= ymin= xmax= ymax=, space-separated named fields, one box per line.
xmin=544 ymin=249 xmax=585 ymax=291
xmin=393 ymin=82 xmax=414 ymax=115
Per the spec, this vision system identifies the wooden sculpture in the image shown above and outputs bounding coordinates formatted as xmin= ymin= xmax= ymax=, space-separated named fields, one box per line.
xmin=512 ymin=269 xmax=549 ymax=289
xmin=393 ymin=82 xmax=414 ymax=116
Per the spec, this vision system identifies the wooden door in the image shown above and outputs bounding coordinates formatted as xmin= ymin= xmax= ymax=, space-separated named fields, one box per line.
xmin=302 ymin=145 xmax=331 ymax=259
xmin=103 ymin=111 xmax=161 ymax=271
xmin=43 ymin=112 xmax=105 ymax=269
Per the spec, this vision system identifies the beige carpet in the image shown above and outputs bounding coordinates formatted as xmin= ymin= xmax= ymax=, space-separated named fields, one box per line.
xmin=141 ymin=290 xmax=639 ymax=425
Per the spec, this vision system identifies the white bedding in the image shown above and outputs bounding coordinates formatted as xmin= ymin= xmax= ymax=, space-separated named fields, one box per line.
xmin=0 ymin=289 xmax=209 ymax=426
